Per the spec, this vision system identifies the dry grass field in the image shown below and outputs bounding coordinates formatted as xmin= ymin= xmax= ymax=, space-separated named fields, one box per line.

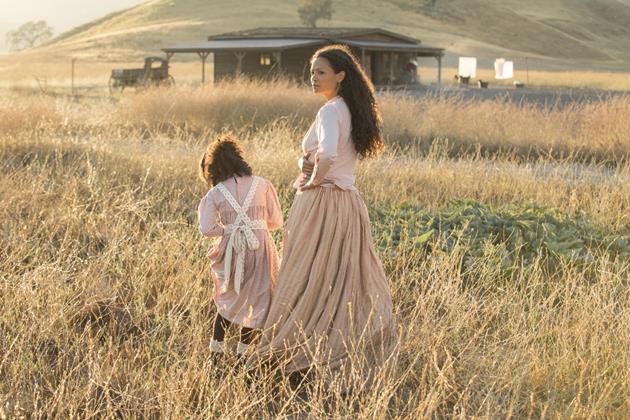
xmin=1 ymin=79 xmax=629 ymax=418
xmin=418 ymin=67 xmax=630 ymax=91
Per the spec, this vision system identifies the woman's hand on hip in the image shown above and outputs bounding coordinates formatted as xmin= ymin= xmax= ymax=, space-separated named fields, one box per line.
xmin=299 ymin=153 xmax=314 ymax=177
xmin=299 ymin=180 xmax=316 ymax=190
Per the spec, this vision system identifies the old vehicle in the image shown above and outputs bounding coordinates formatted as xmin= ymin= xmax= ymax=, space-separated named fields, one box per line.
xmin=108 ymin=56 xmax=175 ymax=93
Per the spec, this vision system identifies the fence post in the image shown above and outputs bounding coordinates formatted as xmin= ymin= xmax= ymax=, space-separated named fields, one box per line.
xmin=71 ymin=58 xmax=76 ymax=96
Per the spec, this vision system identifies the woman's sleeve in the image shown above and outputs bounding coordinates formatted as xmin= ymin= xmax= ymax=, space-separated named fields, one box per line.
xmin=310 ymin=104 xmax=339 ymax=186
xmin=198 ymin=191 xmax=224 ymax=237
xmin=265 ymin=181 xmax=284 ymax=231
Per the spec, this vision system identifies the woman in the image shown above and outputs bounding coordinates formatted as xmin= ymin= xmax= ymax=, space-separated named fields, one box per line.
xmin=248 ymin=45 xmax=398 ymax=388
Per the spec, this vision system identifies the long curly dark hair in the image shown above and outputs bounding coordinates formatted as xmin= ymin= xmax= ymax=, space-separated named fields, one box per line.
xmin=311 ymin=44 xmax=383 ymax=158
xmin=199 ymin=133 xmax=252 ymax=186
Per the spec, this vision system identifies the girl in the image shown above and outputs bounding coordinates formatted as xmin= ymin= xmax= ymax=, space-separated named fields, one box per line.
xmin=198 ymin=134 xmax=283 ymax=364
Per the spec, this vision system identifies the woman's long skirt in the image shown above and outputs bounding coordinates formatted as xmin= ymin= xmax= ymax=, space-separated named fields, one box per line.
xmin=247 ymin=186 xmax=398 ymax=386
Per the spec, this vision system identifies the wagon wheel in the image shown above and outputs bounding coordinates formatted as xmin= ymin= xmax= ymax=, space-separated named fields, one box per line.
xmin=108 ymin=76 xmax=124 ymax=95
xmin=162 ymin=75 xmax=175 ymax=87
xmin=137 ymin=76 xmax=153 ymax=91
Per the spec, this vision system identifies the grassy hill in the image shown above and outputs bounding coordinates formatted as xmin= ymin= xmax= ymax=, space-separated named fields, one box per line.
xmin=20 ymin=0 xmax=630 ymax=68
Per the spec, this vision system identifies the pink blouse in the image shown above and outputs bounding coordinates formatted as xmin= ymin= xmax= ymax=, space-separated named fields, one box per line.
xmin=297 ymin=95 xmax=358 ymax=190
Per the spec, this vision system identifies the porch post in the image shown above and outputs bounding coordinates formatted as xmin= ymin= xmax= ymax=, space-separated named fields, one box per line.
xmin=389 ymin=51 xmax=395 ymax=84
xmin=235 ymin=52 xmax=246 ymax=76
xmin=273 ymin=51 xmax=283 ymax=74
xmin=198 ymin=51 xmax=210 ymax=84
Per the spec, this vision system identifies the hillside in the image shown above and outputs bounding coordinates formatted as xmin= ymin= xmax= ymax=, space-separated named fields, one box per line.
xmin=21 ymin=0 xmax=630 ymax=68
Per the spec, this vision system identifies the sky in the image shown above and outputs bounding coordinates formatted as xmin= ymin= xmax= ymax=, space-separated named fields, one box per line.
xmin=0 ymin=0 xmax=145 ymax=51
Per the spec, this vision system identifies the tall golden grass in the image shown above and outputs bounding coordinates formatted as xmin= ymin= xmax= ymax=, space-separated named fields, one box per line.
xmin=1 ymin=81 xmax=629 ymax=418
xmin=3 ymin=79 xmax=629 ymax=162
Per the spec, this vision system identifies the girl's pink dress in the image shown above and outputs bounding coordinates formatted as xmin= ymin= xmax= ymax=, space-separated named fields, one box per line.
xmin=198 ymin=175 xmax=283 ymax=329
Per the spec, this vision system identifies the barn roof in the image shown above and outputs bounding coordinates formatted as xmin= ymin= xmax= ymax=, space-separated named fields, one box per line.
xmin=342 ymin=40 xmax=444 ymax=55
xmin=163 ymin=38 xmax=325 ymax=53
xmin=162 ymin=27 xmax=444 ymax=56
xmin=210 ymin=27 xmax=420 ymax=44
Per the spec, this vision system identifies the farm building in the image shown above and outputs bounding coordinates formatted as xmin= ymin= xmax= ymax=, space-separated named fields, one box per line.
xmin=162 ymin=27 xmax=444 ymax=86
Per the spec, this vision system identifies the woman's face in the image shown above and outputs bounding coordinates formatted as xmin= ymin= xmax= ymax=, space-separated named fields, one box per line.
xmin=310 ymin=56 xmax=345 ymax=100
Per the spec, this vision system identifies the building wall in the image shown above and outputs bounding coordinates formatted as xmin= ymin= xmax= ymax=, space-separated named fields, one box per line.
xmin=279 ymin=46 xmax=315 ymax=82
xmin=214 ymin=46 xmax=314 ymax=82
xmin=214 ymin=51 xmax=238 ymax=80
xmin=214 ymin=46 xmax=421 ymax=86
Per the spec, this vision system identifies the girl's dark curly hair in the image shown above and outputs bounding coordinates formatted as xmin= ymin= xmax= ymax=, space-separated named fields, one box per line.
xmin=199 ymin=134 xmax=252 ymax=186
xmin=312 ymin=44 xmax=383 ymax=158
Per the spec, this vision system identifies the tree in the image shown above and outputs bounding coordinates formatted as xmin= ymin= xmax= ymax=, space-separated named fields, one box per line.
xmin=298 ymin=0 xmax=333 ymax=28
xmin=6 ymin=20 xmax=53 ymax=52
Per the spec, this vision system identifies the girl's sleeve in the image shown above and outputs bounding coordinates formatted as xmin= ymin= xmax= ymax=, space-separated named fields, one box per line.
xmin=265 ymin=181 xmax=284 ymax=231
xmin=198 ymin=191 xmax=224 ymax=237
xmin=310 ymin=104 xmax=339 ymax=186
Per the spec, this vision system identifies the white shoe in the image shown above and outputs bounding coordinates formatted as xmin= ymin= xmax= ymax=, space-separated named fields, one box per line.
xmin=236 ymin=342 xmax=249 ymax=355
xmin=210 ymin=339 xmax=225 ymax=353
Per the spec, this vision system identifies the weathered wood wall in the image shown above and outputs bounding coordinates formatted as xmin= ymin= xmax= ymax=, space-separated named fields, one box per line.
xmin=214 ymin=47 xmax=314 ymax=82
xmin=214 ymin=46 xmax=421 ymax=85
